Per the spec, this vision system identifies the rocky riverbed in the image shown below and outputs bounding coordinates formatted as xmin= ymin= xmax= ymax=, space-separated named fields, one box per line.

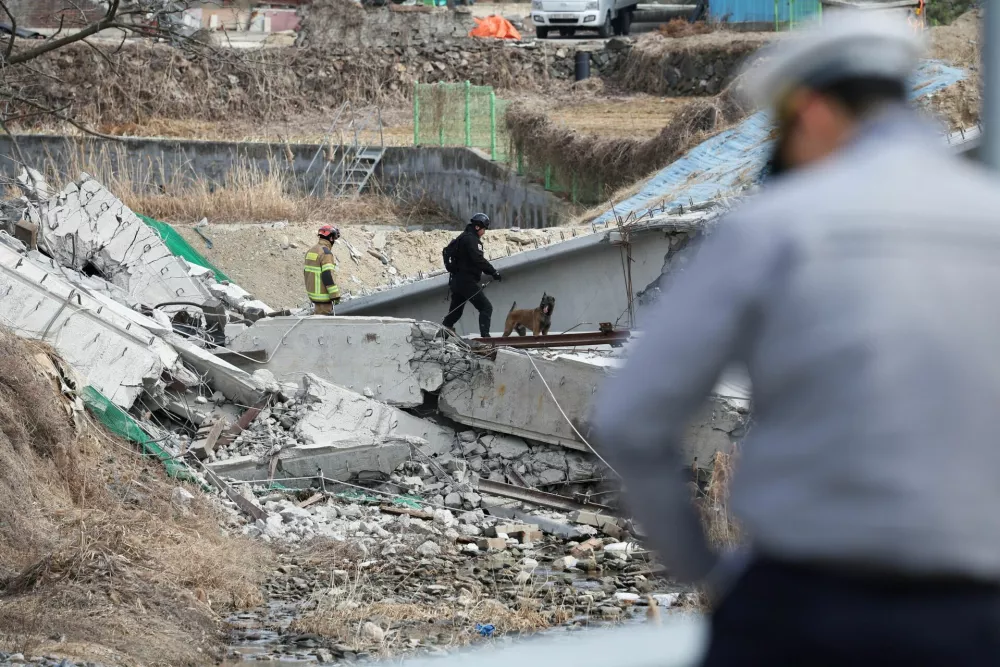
xmin=221 ymin=490 xmax=694 ymax=664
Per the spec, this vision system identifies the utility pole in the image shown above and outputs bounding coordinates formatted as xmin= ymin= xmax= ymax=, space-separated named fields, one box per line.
xmin=983 ymin=0 xmax=1000 ymax=168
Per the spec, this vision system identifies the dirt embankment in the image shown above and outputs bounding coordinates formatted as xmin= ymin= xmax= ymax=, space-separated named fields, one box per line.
xmin=924 ymin=10 xmax=981 ymax=131
xmin=505 ymin=82 xmax=751 ymax=198
xmin=0 ymin=331 xmax=270 ymax=664
xmin=177 ymin=222 xmax=584 ymax=310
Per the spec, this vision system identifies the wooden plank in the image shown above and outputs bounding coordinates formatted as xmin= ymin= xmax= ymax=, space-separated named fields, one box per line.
xmin=191 ymin=417 xmax=227 ymax=460
xmin=196 ymin=460 xmax=268 ymax=523
xmin=297 ymin=493 xmax=325 ymax=509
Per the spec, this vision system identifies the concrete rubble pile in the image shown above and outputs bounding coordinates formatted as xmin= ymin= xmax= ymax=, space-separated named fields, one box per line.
xmin=0 ymin=171 xmax=749 ymax=638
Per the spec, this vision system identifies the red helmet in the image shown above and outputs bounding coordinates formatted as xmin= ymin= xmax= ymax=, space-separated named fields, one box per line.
xmin=318 ymin=225 xmax=340 ymax=242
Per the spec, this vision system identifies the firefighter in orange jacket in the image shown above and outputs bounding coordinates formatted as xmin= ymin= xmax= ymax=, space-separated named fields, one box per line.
xmin=303 ymin=225 xmax=341 ymax=315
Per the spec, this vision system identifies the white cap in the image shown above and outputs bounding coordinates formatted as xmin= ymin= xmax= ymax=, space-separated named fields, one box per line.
xmin=741 ymin=10 xmax=926 ymax=111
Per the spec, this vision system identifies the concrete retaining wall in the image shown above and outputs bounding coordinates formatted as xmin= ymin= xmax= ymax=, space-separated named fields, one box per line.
xmin=380 ymin=147 xmax=565 ymax=229
xmin=297 ymin=2 xmax=477 ymax=48
xmin=0 ymin=135 xmax=564 ymax=229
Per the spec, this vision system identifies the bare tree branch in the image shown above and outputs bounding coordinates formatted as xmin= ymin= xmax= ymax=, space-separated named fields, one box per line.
xmin=0 ymin=1 xmax=17 ymax=63
xmin=7 ymin=0 xmax=121 ymax=65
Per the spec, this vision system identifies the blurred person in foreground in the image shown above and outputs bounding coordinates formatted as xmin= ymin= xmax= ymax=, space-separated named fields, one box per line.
xmin=593 ymin=10 xmax=1000 ymax=666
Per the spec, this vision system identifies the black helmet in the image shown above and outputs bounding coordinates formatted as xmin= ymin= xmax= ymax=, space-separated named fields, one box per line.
xmin=470 ymin=213 xmax=490 ymax=229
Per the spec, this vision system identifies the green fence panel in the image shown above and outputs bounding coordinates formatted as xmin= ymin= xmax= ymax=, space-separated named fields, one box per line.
xmin=413 ymin=81 xmax=606 ymax=204
xmin=81 ymin=386 xmax=193 ymax=481
xmin=136 ymin=214 xmax=231 ymax=283
xmin=414 ymin=81 xmax=510 ymax=161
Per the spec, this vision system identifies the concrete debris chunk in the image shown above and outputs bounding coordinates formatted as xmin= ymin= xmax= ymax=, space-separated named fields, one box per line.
xmin=295 ymin=373 xmax=455 ymax=455
xmin=416 ymin=540 xmax=442 ymax=557
xmin=171 ymin=486 xmax=195 ymax=509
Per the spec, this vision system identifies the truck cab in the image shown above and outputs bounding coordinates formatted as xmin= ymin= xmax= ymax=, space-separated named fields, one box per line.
xmin=530 ymin=0 xmax=637 ymax=38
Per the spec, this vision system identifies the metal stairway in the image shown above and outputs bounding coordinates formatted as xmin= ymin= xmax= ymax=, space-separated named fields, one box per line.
xmin=306 ymin=102 xmax=385 ymax=197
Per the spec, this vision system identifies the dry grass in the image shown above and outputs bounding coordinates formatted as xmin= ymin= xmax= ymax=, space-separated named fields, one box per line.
xmin=297 ymin=598 xmax=550 ymax=653
xmin=291 ymin=540 xmax=569 ymax=656
xmin=697 ymin=449 xmax=743 ymax=550
xmin=36 ymin=142 xmax=438 ymax=225
xmin=0 ymin=329 xmax=271 ymax=664
xmin=505 ymin=86 xmax=751 ymax=199
xmin=658 ymin=18 xmax=714 ymax=38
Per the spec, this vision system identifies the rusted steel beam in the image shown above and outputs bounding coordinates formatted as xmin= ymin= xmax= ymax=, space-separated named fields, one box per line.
xmin=471 ymin=329 xmax=630 ymax=349
xmin=478 ymin=478 xmax=615 ymax=513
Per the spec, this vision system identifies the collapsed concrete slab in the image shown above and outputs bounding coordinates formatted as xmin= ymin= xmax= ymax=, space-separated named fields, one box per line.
xmin=206 ymin=439 xmax=411 ymax=488
xmin=227 ymin=316 xmax=473 ymax=408
xmin=296 ymin=373 xmax=456 ymax=455
xmin=439 ymin=347 xmax=748 ymax=465
xmin=0 ymin=242 xmax=167 ymax=408
xmin=37 ymin=174 xmax=214 ymax=308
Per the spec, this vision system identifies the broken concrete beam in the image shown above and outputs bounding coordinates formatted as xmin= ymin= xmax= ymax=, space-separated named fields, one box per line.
xmin=482 ymin=503 xmax=591 ymax=540
xmin=206 ymin=440 xmax=410 ymax=489
xmin=0 ymin=243 xmax=164 ymax=408
xmin=442 ymin=347 xmax=749 ymax=465
xmin=38 ymin=175 xmax=214 ymax=308
xmin=227 ymin=316 xmax=457 ymax=408
xmin=439 ymin=349 xmax=602 ymax=451
xmin=164 ymin=333 xmax=266 ymax=408
xmin=296 ymin=373 xmax=455 ymax=455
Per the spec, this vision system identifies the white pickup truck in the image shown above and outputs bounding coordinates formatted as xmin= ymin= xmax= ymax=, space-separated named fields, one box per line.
xmin=530 ymin=0 xmax=637 ymax=38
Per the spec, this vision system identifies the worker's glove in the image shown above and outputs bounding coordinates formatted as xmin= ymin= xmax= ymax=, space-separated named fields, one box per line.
xmin=494 ymin=272 xmax=503 ymax=282
xmin=333 ymin=298 xmax=341 ymax=305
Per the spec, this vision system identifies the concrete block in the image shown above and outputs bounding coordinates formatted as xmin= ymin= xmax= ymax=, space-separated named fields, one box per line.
xmin=228 ymin=316 xmax=444 ymax=408
xmin=476 ymin=537 xmax=507 ymax=551
xmin=488 ymin=523 xmax=539 ymax=538
xmin=206 ymin=440 xmax=410 ymax=488
xmin=38 ymin=175 xmax=214 ymax=307
xmin=295 ymin=373 xmax=455 ymax=455
xmin=519 ymin=530 xmax=543 ymax=544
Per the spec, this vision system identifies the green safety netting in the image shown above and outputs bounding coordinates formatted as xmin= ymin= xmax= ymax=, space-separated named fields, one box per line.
xmin=81 ymin=385 xmax=194 ymax=481
xmin=136 ymin=213 xmax=231 ymax=283
xmin=413 ymin=82 xmax=509 ymax=160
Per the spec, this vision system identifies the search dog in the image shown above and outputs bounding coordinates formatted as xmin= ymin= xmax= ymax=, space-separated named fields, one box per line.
xmin=503 ymin=293 xmax=555 ymax=337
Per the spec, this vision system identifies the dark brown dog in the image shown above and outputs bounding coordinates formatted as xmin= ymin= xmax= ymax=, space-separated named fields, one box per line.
xmin=503 ymin=293 xmax=555 ymax=337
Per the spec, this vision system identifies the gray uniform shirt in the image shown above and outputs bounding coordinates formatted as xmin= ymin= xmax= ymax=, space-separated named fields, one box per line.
xmin=593 ymin=108 xmax=1000 ymax=584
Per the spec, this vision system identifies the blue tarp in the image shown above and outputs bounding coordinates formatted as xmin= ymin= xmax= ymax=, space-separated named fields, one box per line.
xmin=592 ymin=60 xmax=967 ymax=227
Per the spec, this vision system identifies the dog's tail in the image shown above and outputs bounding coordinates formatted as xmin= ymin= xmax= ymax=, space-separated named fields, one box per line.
xmin=508 ymin=302 xmax=517 ymax=312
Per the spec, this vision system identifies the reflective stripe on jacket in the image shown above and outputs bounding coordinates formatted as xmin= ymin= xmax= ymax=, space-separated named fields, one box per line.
xmin=303 ymin=240 xmax=341 ymax=303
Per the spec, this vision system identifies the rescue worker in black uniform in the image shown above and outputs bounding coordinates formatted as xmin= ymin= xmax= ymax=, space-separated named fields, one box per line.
xmin=442 ymin=213 xmax=502 ymax=337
